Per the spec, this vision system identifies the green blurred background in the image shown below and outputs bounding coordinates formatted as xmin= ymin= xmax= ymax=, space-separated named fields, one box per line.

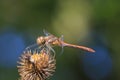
xmin=0 ymin=0 xmax=120 ymax=80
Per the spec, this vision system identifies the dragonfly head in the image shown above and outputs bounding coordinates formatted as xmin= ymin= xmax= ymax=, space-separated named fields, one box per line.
xmin=37 ymin=36 xmax=46 ymax=45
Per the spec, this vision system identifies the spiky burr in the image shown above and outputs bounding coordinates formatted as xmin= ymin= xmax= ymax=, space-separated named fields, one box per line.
xmin=17 ymin=50 xmax=56 ymax=80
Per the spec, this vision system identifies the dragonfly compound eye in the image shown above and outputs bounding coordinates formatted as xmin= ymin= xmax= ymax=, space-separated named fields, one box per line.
xmin=36 ymin=36 xmax=45 ymax=45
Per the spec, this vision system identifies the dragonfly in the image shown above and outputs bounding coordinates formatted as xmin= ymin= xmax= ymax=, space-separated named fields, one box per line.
xmin=34 ymin=30 xmax=95 ymax=53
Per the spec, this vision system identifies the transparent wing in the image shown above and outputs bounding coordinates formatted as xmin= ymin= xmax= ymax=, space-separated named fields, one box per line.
xmin=60 ymin=35 xmax=64 ymax=41
xmin=25 ymin=43 xmax=46 ymax=53
xmin=43 ymin=29 xmax=51 ymax=36
xmin=25 ymin=43 xmax=38 ymax=51
xmin=46 ymin=43 xmax=56 ymax=54
xmin=59 ymin=35 xmax=64 ymax=55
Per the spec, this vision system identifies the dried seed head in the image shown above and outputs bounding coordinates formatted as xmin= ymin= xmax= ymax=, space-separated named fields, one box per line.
xmin=17 ymin=50 xmax=56 ymax=80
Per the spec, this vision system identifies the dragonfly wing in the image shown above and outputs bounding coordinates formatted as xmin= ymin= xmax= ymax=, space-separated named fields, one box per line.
xmin=43 ymin=29 xmax=51 ymax=36
xmin=25 ymin=43 xmax=38 ymax=51
xmin=46 ymin=43 xmax=56 ymax=54
xmin=25 ymin=43 xmax=42 ymax=53
xmin=60 ymin=35 xmax=64 ymax=41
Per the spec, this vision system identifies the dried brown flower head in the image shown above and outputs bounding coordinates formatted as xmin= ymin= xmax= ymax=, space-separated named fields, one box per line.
xmin=17 ymin=50 xmax=56 ymax=80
